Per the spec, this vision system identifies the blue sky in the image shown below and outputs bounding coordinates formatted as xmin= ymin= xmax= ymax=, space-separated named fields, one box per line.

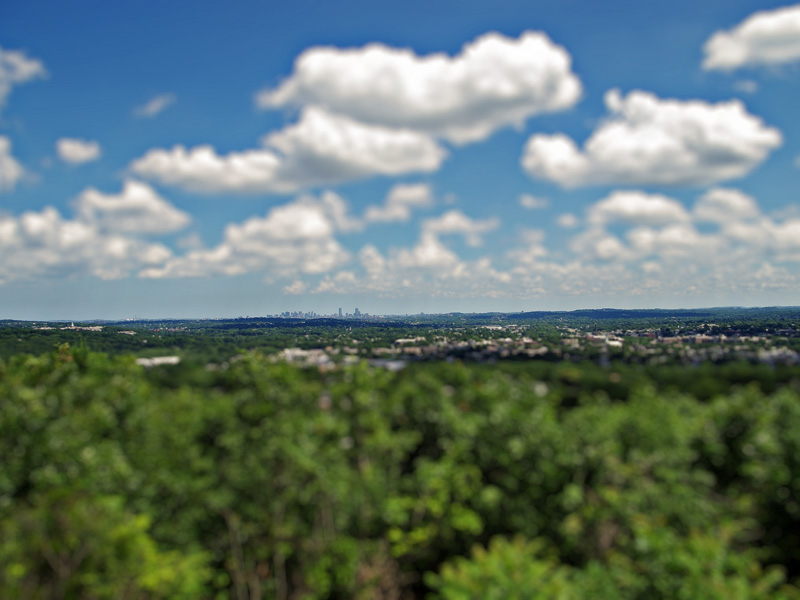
xmin=1 ymin=0 xmax=799 ymax=319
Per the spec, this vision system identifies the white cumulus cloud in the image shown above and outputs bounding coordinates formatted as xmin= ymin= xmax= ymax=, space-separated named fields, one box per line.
xmin=588 ymin=190 xmax=691 ymax=227
xmin=0 ymin=182 xmax=191 ymax=283
xmin=560 ymin=187 xmax=800 ymax=272
xmin=703 ymin=4 xmax=800 ymax=71
xmin=304 ymin=207 xmax=509 ymax=298
xmin=693 ymin=187 xmax=761 ymax=223
xmin=0 ymin=206 xmax=172 ymax=284
xmin=74 ymin=180 xmax=190 ymax=234
xmin=521 ymin=89 xmax=781 ymax=187
xmin=393 ymin=233 xmax=461 ymax=270
xmin=130 ymin=107 xmax=445 ymax=194
xmin=56 ymin=138 xmax=102 ymax=165
xmin=0 ymin=136 xmax=25 ymax=192
xmin=330 ymin=233 xmax=509 ymax=296
xmin=257 ymin=31 xmax=581 ymax=144
xmin=139 ymin=197 xmax=350 ymax=279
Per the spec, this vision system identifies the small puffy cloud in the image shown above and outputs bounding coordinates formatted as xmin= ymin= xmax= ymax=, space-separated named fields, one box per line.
xmin=257 ymin=31 xmax=581 ymax=144
xmin=140 ymin=197 xmax=350 ymax=279
xmin=394 ymin=233 xmax=460 ymax=269
xmin=74 ymin=180 xmax=190 ymax=234
xmin=134 ymin=93 xmax=176 ymax=118
xmin=507 ymin=228 xmax=548 ymax=267
xmin=521 ymin=89 xmax=781 ymax=187
xmin=331 ymin=238 xmax=509 ymax=297
xmin=703 ymin=4 xmax=800 ymax=71
xmin=694 ymin=187 xmax=760 ymax=223
xmin=0 ymin=206 xmax=172 ymax=283
xmin=283 ymin=280 xmax=308 ymax=294
xmin=316 ymin=206 xmax=510 ymax=298
xmin=0 ymin=136 xmax=25 ymax=192
xmin=0 ymin=45 xmax=46 ymax=113
xmin=131 ymin=107 xmax=445 ymax=194
xmin=625 ymin=224 xmax=722 ymax=260
xmin=568 ymin=225 xmax=634 ymax=262
xmin=56 ymin=138 xmax=102 ymax=165
xmin=364 ymin=183 xmax=433 ymax=223
xmin=795 ymin=155 xmax=800 ymax=168
xmin=422 ymin=209 xmax=499 ymax=247
xmin=557 ymin=213 xmax=579 ymax=228
xmin=588 ymin=190 xmax=691 ymax=227
xmin=519 ymin=193 xmax=549 ymax=209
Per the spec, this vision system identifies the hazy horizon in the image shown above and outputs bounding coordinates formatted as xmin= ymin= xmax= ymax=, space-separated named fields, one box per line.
xmin=5 ymin=302 xmax=799 ymax=323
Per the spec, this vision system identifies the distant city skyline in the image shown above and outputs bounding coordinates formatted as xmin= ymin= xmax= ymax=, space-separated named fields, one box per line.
xmin=2 ymin=0 xmax=799 ymax=319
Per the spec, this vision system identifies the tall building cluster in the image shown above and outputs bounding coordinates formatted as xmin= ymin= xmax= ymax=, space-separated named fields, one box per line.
xmin=272 ymin=307 xmax=370 ymax=319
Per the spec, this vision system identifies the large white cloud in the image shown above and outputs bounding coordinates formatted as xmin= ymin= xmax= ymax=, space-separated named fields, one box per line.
xmin=133 ymin=30 xmax=577 ymax=195
xmin=703 ymin=4 xmax=800 ymax=71
xmin=257 ymin=31 xmax=582 ymax=145
xmin=0 ymin=207 xmax=172 ymax=283
xmin=130 ymin=107 xmax=445 ymax=193
xmin=139 ymin=197 xmax=351 ymax=279
xmin=521 ymin=89 xmax=782 ymax=187
xmin=74 ymin=180 xmax=190 ymax=234
xmin=0 ymin=136 xmax=25 ymax=192
xmin=56 ymin=138 xmax=102 ymax=165
xmin=262 ymin=107 xmax=445 ymax=181
xmin=130 ymin=144 xmax=282 ymax=194
xmin=0 ymin=45 xmax=46 ymax=113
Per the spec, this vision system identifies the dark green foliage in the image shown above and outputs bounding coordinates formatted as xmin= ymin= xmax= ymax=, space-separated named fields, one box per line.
xmin=2 ymin=344 xmax=800 ymax=598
